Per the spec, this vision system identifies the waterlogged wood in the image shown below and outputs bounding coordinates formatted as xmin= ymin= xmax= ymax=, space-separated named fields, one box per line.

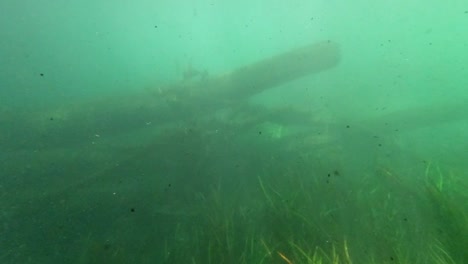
xmin=365 ymin=101 xmax=468 ymax=133
xmin=160 ymin=40 xmax=341 ymax=106
xmin=1 ymin=41 xmax=341 ymax=149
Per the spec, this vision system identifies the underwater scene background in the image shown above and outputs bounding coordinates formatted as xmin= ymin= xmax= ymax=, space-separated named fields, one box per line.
xmin=1 ymin=1 xmax=467 ymax=263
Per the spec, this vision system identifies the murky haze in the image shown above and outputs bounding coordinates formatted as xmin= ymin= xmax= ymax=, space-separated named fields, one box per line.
xmin=1 ymin=1 xmax=467 ymax=263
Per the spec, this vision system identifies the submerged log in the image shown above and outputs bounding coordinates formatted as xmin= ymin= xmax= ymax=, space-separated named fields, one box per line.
xmin=1 ymin=41 xmax=341 ymax=149
xmin=163 ymin=40 xmax=340 ymax=101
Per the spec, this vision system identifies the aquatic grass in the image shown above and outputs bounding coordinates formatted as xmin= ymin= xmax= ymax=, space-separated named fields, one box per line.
xmin=73 ymin=143 xmax=466 ymax=264
xmin=428 ymin=238 xmax=457 ymax=264
xmin=424 ymin=180 xmax=468 ymax=263
xmin=258 ymin=175 xmax=275 ymax=209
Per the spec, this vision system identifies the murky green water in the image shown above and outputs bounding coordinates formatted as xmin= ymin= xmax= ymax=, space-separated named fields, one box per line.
xmin=1 ymin=1 xmax=467 ymax=263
